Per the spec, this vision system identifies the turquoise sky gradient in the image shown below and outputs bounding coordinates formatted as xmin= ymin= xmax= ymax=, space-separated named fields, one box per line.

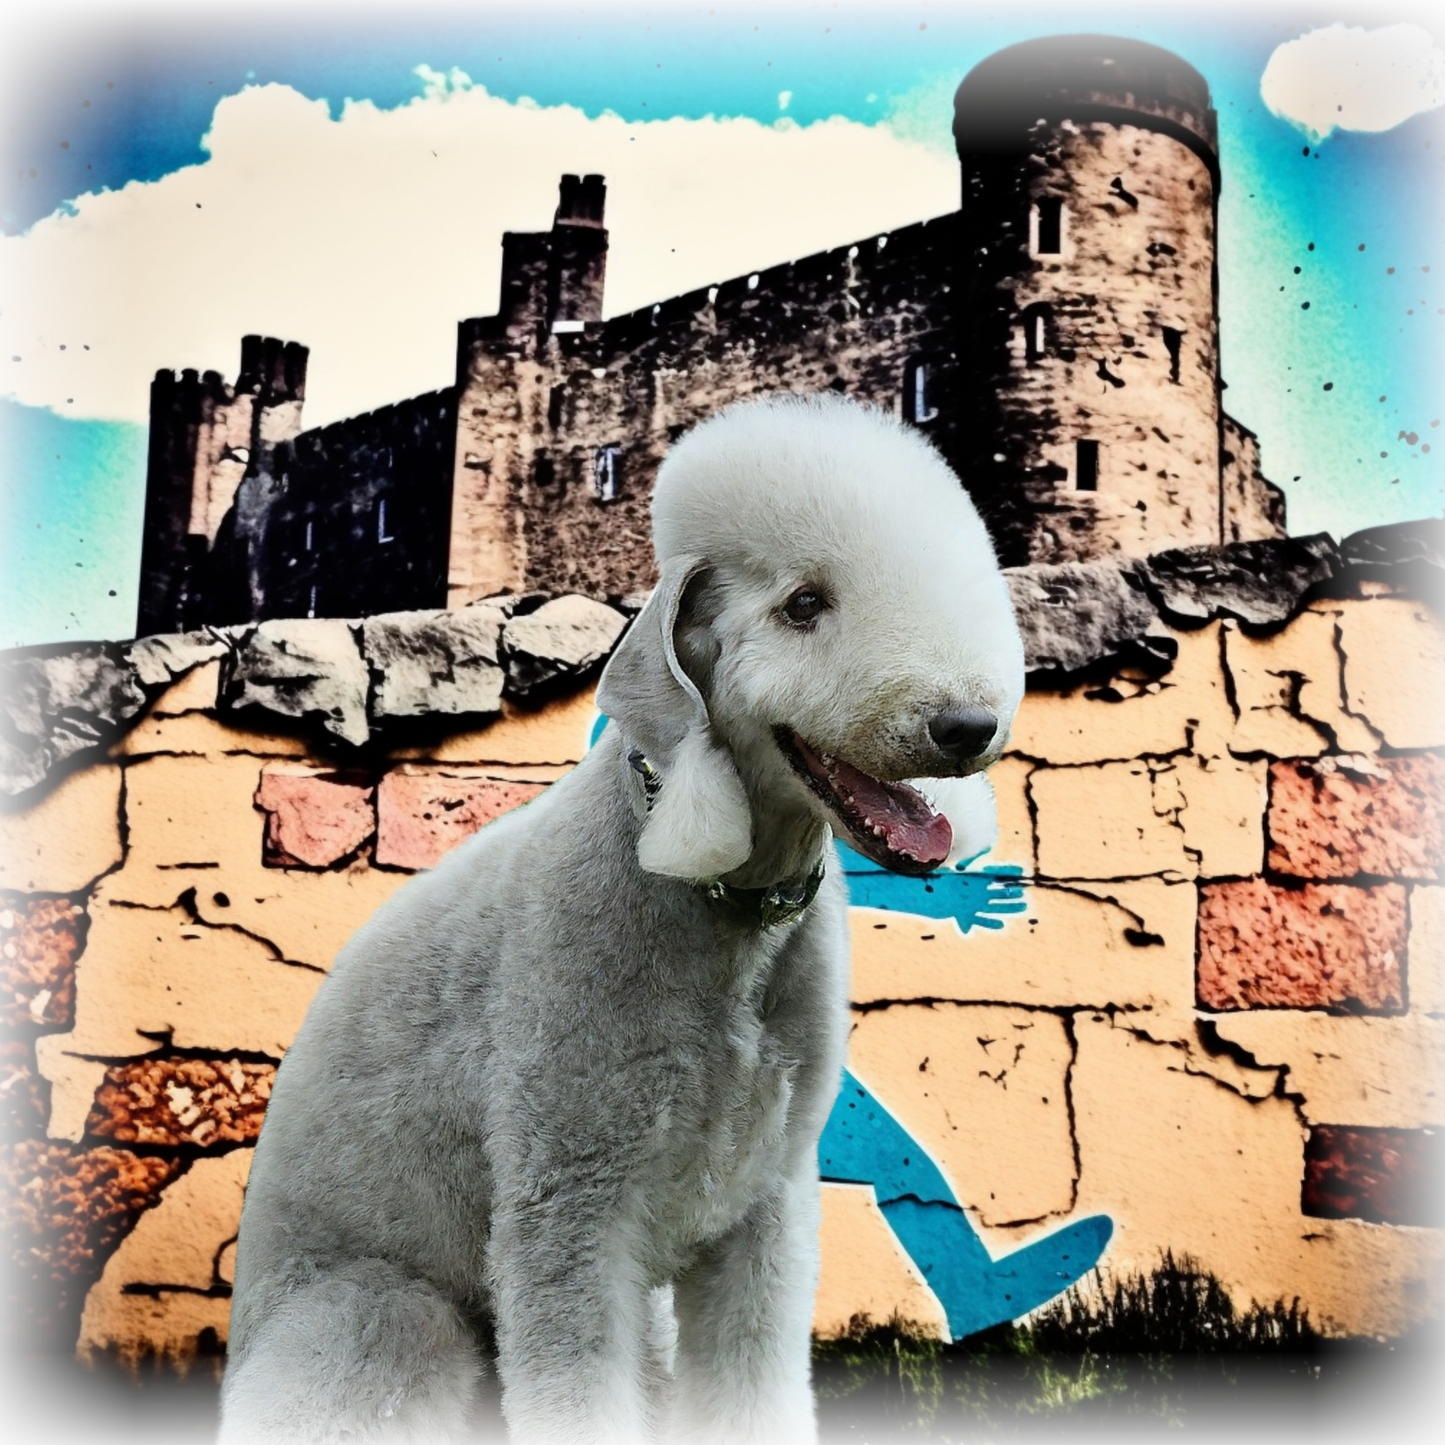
xmin=2 ymin=3 xmax=1441 ymax=648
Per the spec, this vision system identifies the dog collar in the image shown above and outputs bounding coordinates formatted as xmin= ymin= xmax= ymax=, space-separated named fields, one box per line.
xmin=627 ymin=746 xmax=825 ymax=929
xmin=702 ymin=864 xmax=826 ymax=930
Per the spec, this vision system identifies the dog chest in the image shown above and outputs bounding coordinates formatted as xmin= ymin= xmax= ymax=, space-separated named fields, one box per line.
xmin=644 ymin=1010 xmax=801 ymax=1264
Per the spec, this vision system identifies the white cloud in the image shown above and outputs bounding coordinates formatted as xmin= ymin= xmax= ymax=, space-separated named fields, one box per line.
xmin=1261 ymin=22 xmax=1445 ymax=143
xmin=0 ymin=73 xmax=957 ymax=428
xmin=778 ymin=90 xmax=792 ymax=111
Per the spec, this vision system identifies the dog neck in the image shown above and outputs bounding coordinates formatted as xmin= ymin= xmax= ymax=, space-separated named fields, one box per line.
xmin=622 ymin=739 xmax=831 ymax=923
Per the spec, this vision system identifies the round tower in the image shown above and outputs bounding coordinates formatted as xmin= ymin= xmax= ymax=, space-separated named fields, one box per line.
xmin=952 ymin=35 xmax=1223 ymax=566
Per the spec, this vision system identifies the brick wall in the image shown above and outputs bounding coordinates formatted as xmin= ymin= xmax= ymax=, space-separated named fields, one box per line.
xmin=1 ymin=567 xmax=1441 ymax=1365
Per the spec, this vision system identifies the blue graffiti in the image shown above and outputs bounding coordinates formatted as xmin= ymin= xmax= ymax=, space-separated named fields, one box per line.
xmin=834 ymin=840 xmax=1029 ymax=932
xmin=819 ymin=1070 xmax=1112 ymax=1339
xmin=587 ymin=714 xmax=1113 ymax=1332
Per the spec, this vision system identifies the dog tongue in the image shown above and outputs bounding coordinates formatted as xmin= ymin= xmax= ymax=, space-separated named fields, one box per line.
xmin=825 ymin=754 xmax=953 ymax=869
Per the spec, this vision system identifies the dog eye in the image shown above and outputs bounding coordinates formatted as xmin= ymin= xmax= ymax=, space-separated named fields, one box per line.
xmin=781 ymin=588 xmax=829 ymax=627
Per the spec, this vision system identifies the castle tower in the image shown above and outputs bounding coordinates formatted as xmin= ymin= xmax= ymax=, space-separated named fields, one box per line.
xmin=951 ymin=36 xmax=1226 ymax=566
xmin=136 ymin=335 xmax=307 ymax=635
xmin=447 ymin=175 xmax=611 ymax=607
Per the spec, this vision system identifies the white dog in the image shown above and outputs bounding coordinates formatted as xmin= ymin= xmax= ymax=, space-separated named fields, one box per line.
xmin=219 ymin=394 xmax=1024 ymax=1445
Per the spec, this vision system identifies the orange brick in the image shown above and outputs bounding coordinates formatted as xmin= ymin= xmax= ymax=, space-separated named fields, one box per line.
xmin=375 ymin=771 xmax=546 ymax=870
xmin=1198 ymin=876 xmax=1406 ymax=1011
xmin=1267 ymin=756 xmax=1445 ymax=882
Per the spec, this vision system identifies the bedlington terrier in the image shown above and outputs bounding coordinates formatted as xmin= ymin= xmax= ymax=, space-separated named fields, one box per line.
xmin=219 ymin=393 xmax=1025 ymax=1445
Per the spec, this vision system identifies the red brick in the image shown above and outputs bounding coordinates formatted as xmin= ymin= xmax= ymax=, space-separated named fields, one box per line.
xmin=0 ymin=893 xmax=85 ymax=1029
xmin=0 ymin=1139 xmax=179 ymax=1350
xmin=254 ymin=767 xmax=375 ymax=868
xmin=1268 ymin=755 xmax=1445 ymax=882
xmin=85 ymin=1056 xmax=275 ymax=1148
xmin=1303 ymin=1125 xmax=1442 ymax=1228
xmin=375 ymin=771 xmax=547 ymax=870
xmin=1197 ymin=876 xmax=1406 ymax=1011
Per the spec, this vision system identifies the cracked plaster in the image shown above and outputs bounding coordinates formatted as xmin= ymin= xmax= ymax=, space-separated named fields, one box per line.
xmin=846 ymin=1005 xmax=1076 ymax=1228
xmin=1066 ymin=1012 xmax=1443 ymax=1337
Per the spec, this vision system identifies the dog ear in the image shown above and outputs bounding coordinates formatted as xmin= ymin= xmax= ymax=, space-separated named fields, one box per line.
xmin=595 ymin=555 xmax=753 ymax=879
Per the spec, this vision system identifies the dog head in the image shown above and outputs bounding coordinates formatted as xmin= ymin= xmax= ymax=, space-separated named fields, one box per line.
xmin=596 ymin=394 xmax=1024 ymax=880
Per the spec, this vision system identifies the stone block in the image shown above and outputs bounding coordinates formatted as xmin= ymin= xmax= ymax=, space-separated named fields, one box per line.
xmin=85 ymin=1056 xmax=275 ymax=1148
xmin=0 ymin=1139 xmax=179 ymax=1351
xmin=375 ymin=769 xmax=548 ymax=870
xmin=1268 ymin=755 xmax=1445 ymax=882
xmin=1303 ymin=1124 xmax=1441 ymax=1228
xmin=814 ymin=1184 xmax=948 ymax=1339
xmin=123 ymin=634 xmax=229 ymax=692
xmin=220 ymin=617 xmax=371 ymax=747
xmin=501 ymin=595 xmax=628 ymax=697
xmin=1138 ymin=534 xmax=1337 ymax=629
xmin=0 ymin=762 xmax=123 ymax=894
xmin=1339 ymin=599 xmax=1445 ymax=750
xmin=1212 ymin=1012 xmax=1444 ymax=1129
xmin=1005 ymin=559 xmax=1163 ymax=679
xmin=255 ymin=766 xmax=376 ymax=868
xmin=1009 ymin=624 xmax=1234 ymax=765
xmin=1 ymin=1036 xmax=49 ymax=1136
xmin=1031 ymin=760 xmax=1191 ymax=879
xmin=847 ymin=1006 xmax=1076 ymax=1226
xmin=847 ymin=875 xmax=1197 ymax=1013
xmin=0 ymin=643 xmax=149 ymax=797
xmin=1198 ymin=877 xmax=1407 ymax=1012
xmin=0 ymin=892 xmax=85 ymax=1028
xmin=1225 ymin=609 xmax=1380 ymax=757
xmin=363 ymin=606 xmax=507 ymax=721
xmin=78 ymin=1150 xmax=250 ymax=1363
xmin=146 ymin=657 xmax=224 ymax=714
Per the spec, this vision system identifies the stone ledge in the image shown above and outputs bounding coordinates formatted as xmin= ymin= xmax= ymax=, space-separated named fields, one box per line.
xmin=4 ymin=521 xmax=1438 ymax=800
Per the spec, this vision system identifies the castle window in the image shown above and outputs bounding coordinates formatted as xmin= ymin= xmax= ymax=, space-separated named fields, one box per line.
xmin=305 ymin=520 xmax=314 ymax=552
xmin=377 ymin=498 xmax=394 ymax=544
xmin=904 ymin=359 xmax=939 ymax=425
xmin=1075 ymin=439 xmax=1099 ymax=492
xmin=1022 ymin=303 xmax=1053 ymax=365
xmin=534 ymin=455 xmax=556 ymax=488
xmin=1162 ymin=326 xmax=1184 ymax=385
xmin=547 ymin=384 xmax=565 ymax=430
xmin=594 ymin=445 xmax=621 ymax=503
xmin=1033 ymin=197 xmax=1064 ymax=256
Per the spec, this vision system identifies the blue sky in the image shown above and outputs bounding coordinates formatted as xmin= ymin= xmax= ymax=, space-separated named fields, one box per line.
xmin=2 ymin=2 xmax=1442 ymax=648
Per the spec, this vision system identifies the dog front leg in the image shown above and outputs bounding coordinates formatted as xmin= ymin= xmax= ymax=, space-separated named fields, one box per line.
xmin=667 ymin=1169 xmax=822 ymax=1445
xmin=489 ymin=1202 xmax=654 ymax=1445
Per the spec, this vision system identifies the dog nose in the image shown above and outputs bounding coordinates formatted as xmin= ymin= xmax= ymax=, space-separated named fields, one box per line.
xmin=929 ymin=706 xmax=998 ymax=762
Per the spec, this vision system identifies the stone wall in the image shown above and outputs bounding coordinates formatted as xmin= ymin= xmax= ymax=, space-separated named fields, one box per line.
xmin=1 ymin=528 xmax=1440 ymax=1366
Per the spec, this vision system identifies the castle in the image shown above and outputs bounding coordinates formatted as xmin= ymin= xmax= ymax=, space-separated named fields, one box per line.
xmin=136 ymin=35 xmax=1286 ymax=637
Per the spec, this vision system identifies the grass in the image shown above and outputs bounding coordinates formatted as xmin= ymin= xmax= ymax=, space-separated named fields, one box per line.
xmin=7 ymin=1252 xmax=1434 ymax=1441
xmin=812 ymin=1252 xmax=1433 ymax=1440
